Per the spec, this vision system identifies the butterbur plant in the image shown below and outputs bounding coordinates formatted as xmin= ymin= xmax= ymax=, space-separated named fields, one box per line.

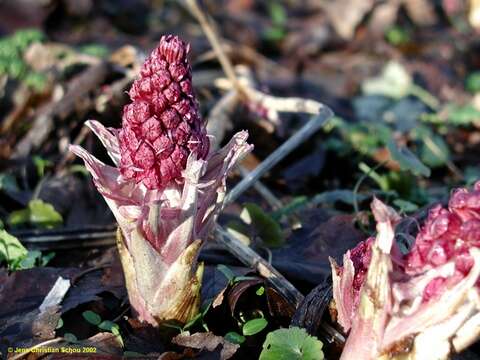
xmin=70 ymin=35 xmax=252 ymax=326
xmin=331 ymin=185 xmax=480 ymax=360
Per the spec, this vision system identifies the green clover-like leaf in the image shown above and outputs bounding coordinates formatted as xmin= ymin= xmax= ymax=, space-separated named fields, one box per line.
xmin=242 ymin=318 xmax=268 ymax=336
xmin=259 ymin=327 xmax=324 ymax=360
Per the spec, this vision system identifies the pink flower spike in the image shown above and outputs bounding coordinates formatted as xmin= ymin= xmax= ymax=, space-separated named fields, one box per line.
xmin=335 ymin=184 xmax=480 ymax=360
xmin=70 ymin=35 xmax=252 ymax=325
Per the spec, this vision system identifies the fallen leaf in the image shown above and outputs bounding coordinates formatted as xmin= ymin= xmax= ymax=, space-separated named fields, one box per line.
xmin=124 ymin=318 xmax=165 ymax=355
xmin=0 ymin=265 xmax=125 ymax=354
xmin=173 ymin=332 xmax=239 ymax=360
xmin=323 ymin=0 xmax=375 ymax=39
xmin=44 ymin=332 xmax=124 ymax=359
xmin=281 ymin=147 xmax=325 ymax=191
xmin=404 ymin=0 xmax=438 ymax=26
xmin=200 ymin=264 xmax=250 ymax=307
xmin=387 ymin=138 xmax=431 ymax=177
xmin=271 ymin=213 xmax=364 ymax=286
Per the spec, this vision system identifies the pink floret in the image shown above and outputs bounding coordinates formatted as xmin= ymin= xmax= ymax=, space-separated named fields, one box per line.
xmin=405 ymin=181 xmax=480 ymax=301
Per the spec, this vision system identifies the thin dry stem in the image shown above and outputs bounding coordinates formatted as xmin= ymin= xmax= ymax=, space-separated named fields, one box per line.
xmin=215 ymin=224 xmax=303 ymax=306
xmin=238 ymin=165 xmax=283 ymax=210
xmin=248 ymin=88 xmax=326 ymax=115
xmin=184 ymin=0 xmax=247 ymax=98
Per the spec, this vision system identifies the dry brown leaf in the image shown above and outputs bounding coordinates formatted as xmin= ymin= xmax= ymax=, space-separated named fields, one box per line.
xmin=172 ymin=332 xmax=239 ymax=360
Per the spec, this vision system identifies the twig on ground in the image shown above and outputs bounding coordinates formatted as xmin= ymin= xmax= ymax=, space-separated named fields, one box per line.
xmin=206 ymin=89 xmax=237 ymax=150
xmin=57 ymin=69 xmax=135 ymax=173
xmin=247 ymin=88 xmax=327 ymax=115
xmin=184 ymin=0 xmax=247 ymax=98
xmin=211 ymin=63 xmax=333 ymax=131
xmin=39 ymin=276 xmax=71 ymax=313
xmin=195 ymin=41 xmax=287 ymax=78
xmin=0 ymin=86 xmax=35 ymax=135
xmin=215 ymin=106 xmax=342 ymax=342
xmin=12 ymin=226 xmax=116 ymax=250
xmin=238 ymin=166 xmax=283 ymax=210
xmin=186 ymin=0 xmax=334 ymax=139
xmin=224 ymin=108 xmax=333 ymax=206
xmin=56 ymin=125 xmax=91 ymax=172
xmin=13 ymin=61 xmax=109 ymax=158
xmin=215 ymin=225 xmax=303 ymax=306
xmin=71 ymin=265 xmax=109 ymax=285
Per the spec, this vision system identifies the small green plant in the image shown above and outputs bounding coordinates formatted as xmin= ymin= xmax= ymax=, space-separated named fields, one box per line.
xmin=385 ymin=26 xmax=410 ymax=46
xmin=446 ymin=104 xmax=480 ymax=125
xmin=393 ymin=199 xmax=418 ymax=213
xmin=329 ymin=117 xmax=433 ymax=178
xmin=8 ymin=199 xmax=63 ymax=229
xmin=224 ymin=316 xmax=269 ymax=345
xmin=0 ymin=229 xmax=27 ymax=270
xmin=226 ymin=203 xmax=285 ymax=248
xmin=0 ymin=28 xmax=47 ymax=91
xmin=263 ymin=1 xmax=288 ymax=42
xmin=259 ymin=327 xmax=324 ymax=360
xmin=225 ymin=331 xmax=246 ymax=344
xmin=163 ymin=301 xmax=212 ymax=334
xmin=386 ymin=138 xmax=430 ymax=177
xmin=465 ymin=166 xmax=480 ymax=186
xmin=82 ymin=310 xmax=124 ymax=347
xmin=56 ymin=318 xmax=64 ymax=329
xmin=0 ymin=173 xmax=20 ymax=193
xmin=181 ymin=301 xmax=212 ymax=332
xmin=242 ymin=317 xmax=268 ymax=336
xmin=215 ymin=265 xmax=270 ymax=345
xmin=63 ymin=332 xmax=78 ymax=343
xmin=216 ymin=264 xmax=257 ymax=285
xmin=0 ymin=229 xmax=54 ymax=270
xmin=466 ymin=71 xmax=480 ymax=93
xmin=11 ymin=29 xmax=45 ymax=51
xmin=32 ymin=156 xmax=53 ymax=178
xmin=19 ymin=249 xmax=55 ymax=269
xmin=362 ymin=61 xmax=439 ymax=109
